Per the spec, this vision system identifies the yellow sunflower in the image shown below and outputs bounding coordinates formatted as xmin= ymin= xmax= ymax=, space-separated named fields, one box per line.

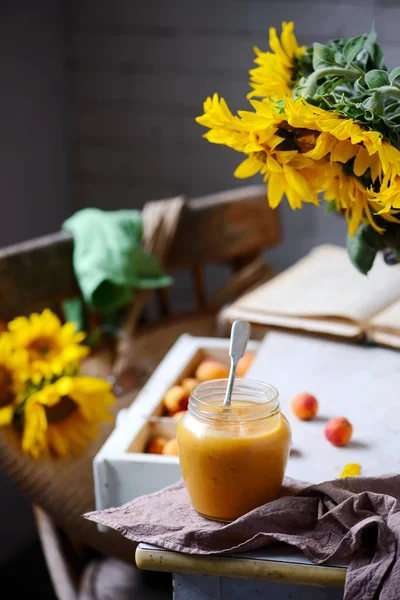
xmin=313 ymin=161 xmax=381 ymax=236
xmin=197 ymin=95 xmax=320 ymax=208
xmin=22 ymin=376 xmax=114 ymax=458
xmin=284 ymin=97 xmax=400 ymax=233
xmin=248 ymin=22 xmax=306 ymax=100
xmin=370 ymin=174 xmax=400 ymax=214
xmin=285 ymin=97 xmax=383 ymax=154
xmin=197 ymin=92 xmax=400 ymax=234
xmin=235 ymin=150 xmax=320 ymax=209
xmin=0 ymin=334 xmax=28 ymax=426
xmin=196 ymin=93 xmax=282 ymax=153
xmin=285 ymin=97 xmax=400 ymax=177
xmin=8 ymin=309 xmax=89 ymax=382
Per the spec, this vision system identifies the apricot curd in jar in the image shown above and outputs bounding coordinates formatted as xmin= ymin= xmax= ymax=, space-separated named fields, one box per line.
xmin=177 ymin=379 xmax=291 ymax=522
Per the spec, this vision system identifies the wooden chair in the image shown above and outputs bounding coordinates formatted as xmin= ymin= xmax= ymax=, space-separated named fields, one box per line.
xmin=0 ymin=185 xmax=280 ymax=599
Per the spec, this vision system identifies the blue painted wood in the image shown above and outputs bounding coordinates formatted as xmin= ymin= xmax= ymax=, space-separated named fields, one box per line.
xmin=173 ymin=573 xmax=344 ymax=600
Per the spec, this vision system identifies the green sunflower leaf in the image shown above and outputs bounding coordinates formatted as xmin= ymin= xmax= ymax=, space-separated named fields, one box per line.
xmin=325 ymin=200 xmax=337 ymax=213
xmin=297 ymin=47 xmax=314 ymax=77
xmin=315 ymin=77 xmax=340 ymax=96
xmin=389 ymin=67 xmax=400 ymax=84
xmin=346 ymin=224 xmax=379 ymax=275
xmin=354 ymin=77 xmax=369 ymax=94
xmin=364 ymin=69 xmax=390 ymax=89
xmin=343 ymin=34 xmax=368 ymax=67
xmin=312 ymin=43 xmax=336 ymax=70
xmin=369 ymin=43 xmax=386 ymax=70
xmin=362 ymin=93 xmax=384 ymax=116
xmin=366 ymin=29 xmax=386 ymax=70
xmin=363 ymin=25 xmax=377 ymax=49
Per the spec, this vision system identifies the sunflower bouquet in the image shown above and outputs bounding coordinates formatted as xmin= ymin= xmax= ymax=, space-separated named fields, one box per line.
xmin=197 ymin=22 xmax=400 ymax=274
xmin=0 ymin=309 xmax=114 ymax=459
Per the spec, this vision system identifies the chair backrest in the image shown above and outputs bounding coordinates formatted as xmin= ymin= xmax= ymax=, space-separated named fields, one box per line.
xmin=167 ymin=185 xmax=279 ymax=268
xmin=0 ymin=184 xmax=279 ymax=323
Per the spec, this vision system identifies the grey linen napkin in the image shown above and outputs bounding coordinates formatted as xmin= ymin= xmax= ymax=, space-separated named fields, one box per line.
xmin=85 ymin=475 xmax=400 ymax=600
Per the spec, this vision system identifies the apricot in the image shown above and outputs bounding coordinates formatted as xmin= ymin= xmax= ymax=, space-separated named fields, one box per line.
xmin=162 ymin=438 xmax=179 ymax=456
xmin=163 ymin=385 xmax=189 ymax=415
xmin=324 ymin=417 xmax=353 ymax=447
xmin=195 ymin=359 xmax=229 ymax=381
xmin=291 ymin=393 xmax=318 ymax=420
xmin=181 ymin=377 xmax=199 ymax=393
xmin=146 ymin=436 xmax=167 ymax=454
xmin=236 ymin=353 xmax=254 ymax=377
xmin=172 ymin=410 xmax=186 ymax=420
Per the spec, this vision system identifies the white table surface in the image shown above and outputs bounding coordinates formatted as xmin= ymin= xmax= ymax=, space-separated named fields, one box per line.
xmin=247 ymin=331 xmax=400 ymax=483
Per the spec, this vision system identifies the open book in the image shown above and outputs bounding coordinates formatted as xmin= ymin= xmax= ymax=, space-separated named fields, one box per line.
xmin=220 ymin=245 xmax=400 ymax=349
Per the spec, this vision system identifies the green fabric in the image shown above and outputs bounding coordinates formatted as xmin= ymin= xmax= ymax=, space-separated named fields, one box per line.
xmin=62 ymin=208 xmax=171 ymax=314
xmin=62 ymin=298 xmax=85 ymax=330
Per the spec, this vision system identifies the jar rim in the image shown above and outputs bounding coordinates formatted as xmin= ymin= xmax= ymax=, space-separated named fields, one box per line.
xmin=189 ymin=378 xmax=280 ymax=422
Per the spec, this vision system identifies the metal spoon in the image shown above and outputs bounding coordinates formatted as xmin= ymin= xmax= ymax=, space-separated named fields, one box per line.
xmin=223 ymin=320 xmax=251 ymax=408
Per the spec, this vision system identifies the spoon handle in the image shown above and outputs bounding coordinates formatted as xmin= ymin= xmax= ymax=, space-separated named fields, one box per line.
xmin=223 ymin=320 xmax=251 ymax=407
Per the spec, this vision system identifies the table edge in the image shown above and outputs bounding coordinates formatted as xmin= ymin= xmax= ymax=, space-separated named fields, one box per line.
xmin=135 ymin=546 xmax=346 ymax=589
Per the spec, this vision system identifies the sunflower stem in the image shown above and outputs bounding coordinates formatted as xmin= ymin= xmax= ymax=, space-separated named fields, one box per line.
xmin=303 ymin=67 xmax=360 ymax=96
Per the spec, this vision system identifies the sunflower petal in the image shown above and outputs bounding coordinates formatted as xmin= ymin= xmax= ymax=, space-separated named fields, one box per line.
xmin=268 ymin=174 xmax=285 ymax=208
xmin=353 ymin=147 xmax=371 ymax=177
xmin=234 ymin=156 xmax=262 ymax=179
xmin=0 ymin=405 xmax=14 ymax=426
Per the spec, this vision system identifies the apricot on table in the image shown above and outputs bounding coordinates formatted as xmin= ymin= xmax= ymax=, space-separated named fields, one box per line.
xmin=162 ymin=438 xmax=179 ymax=456
xmin=163 ymin=385 xmax=189 ymax=414
xmin=146 ymin=437 xmax=168 ymax=454
xmin=236 ymin=353 xmax=254 ymax=377
xmin=195 ymin=358 xmax=229 ymax=381
xmin=291 ymin=392 xmax=319 ymax=420
xmin=324 ymin=417 xmax=353 ymax=447
xmin=181 ymin=377 xmax=199 ymax=393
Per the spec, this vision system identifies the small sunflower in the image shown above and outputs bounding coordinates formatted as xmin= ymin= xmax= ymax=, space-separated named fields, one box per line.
xmin=22 ymin=376 xmax=114 ymax=459
xmin=0 ymin=334 xmax=28 ymax=426
xmin=248 ymin=22 xmax=306 ymax=100
xmin=8 ymin=309 xmax=89 ymax=382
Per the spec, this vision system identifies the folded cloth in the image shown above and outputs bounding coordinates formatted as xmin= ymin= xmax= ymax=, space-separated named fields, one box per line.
xmin=85 ymin=476 xmax=400 ymax=600
xmin=63 ymin=209 xmax=171 ymax=313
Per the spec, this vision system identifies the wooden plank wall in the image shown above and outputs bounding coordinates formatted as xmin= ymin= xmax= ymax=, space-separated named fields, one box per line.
xmin=66 ymin=0 xmax=400 ymax=271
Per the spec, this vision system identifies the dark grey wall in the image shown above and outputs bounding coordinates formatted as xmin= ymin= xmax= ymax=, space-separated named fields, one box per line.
xmin=66 ymin=0 xmax=400 ymax=270
xmin=0 ymin=0 xmax=68 ymax=564
xmin=0 ymin=0 xmax=69 ymax=246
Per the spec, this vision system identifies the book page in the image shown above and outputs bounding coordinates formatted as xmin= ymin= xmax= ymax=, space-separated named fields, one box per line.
xmin=233 ymin=245 xmax=400 ymax=322
xmin=368 ymin=299 xmax=400 ymax=348
xmin=220 ymin=305 xmax=362 ymax=339
xmin=369 ymin=298 xmax=400 ymax=332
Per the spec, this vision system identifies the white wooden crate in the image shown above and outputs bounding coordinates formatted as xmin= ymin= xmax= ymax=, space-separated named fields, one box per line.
xmin=93 ymin=334 xmax=260 ymax=518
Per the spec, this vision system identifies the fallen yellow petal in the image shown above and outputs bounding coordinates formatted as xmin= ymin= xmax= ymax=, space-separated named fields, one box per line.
xmin=339 ymin=463 xmax=361 ymax=478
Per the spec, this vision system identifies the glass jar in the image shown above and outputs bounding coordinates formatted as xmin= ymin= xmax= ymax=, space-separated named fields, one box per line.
xmin=177 ymin=379 xmax=291 ymax=522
